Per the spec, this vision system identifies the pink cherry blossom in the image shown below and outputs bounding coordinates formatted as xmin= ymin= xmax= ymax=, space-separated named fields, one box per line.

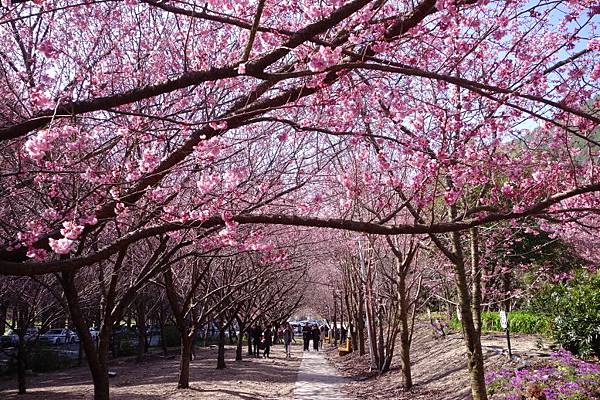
xmin=48 ymin=238 xmax=73 ymax=255
xmin=60 ymin=221 xmax=84 ymax=240
xmin=308 ymin=46 xmax=342 ymax=72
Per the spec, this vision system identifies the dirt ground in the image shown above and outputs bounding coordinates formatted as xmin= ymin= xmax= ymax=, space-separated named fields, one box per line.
xmin=325 ymin=322 xmax=555 ymax=400
xmin=0 ymin=343 xmax=302 ymax=399
xmin=0 ymin=326 xmax=555 ymax=400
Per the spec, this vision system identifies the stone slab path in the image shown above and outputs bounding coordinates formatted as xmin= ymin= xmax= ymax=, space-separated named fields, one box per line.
xmin=294 ymin=350 xmax=352 ymax=400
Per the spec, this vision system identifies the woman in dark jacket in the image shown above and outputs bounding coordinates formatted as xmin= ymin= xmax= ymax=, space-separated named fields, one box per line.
xmin=302 ymin=324 xmax=311 ymax=351
xmin=312 ymin=325 xmax=320 ymax=351
xmin=263 ymin=327 xmax=273 ymax=358
xmin=252 ymin=326 xmax=262 ymax=358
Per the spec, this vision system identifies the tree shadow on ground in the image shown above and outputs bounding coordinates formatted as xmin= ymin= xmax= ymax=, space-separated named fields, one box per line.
xmin=0 ymin=345 xmax=302 ymax=399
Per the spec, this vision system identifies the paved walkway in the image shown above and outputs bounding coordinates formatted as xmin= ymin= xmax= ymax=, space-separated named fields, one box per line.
xmin=294 ymin=350 xmax=351 ymax=399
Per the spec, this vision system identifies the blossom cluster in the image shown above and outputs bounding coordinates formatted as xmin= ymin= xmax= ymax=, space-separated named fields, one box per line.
xmin=24 ymin=126 xmax=78 ymax=161
xmin=308 ymin=46 xmax=342 ymax=72
xmin=486 ymin=350 xmax=600 ymax=400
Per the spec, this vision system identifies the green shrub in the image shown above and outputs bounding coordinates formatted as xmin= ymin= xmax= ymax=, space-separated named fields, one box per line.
xmin=451 ymin=311 xmax=551 ymax=336
xmin=117 ymin=338 xmax=138 ymax=357
xmin=28 ymin=347 xmax=73 ymax=372
xmin=530 ymin=272 xmax=600 ymax=358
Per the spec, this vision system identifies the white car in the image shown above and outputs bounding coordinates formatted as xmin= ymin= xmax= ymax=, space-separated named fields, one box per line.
xmin=39 ymin=328 xmax=76 ymax=345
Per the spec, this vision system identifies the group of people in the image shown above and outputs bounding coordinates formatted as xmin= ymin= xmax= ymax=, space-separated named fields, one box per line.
xmin=246 ymin=323 xmax=331 ymax=359
xmin=248 ymin=325 xmax=274 ymax=358
xmin=302 ymin=324 xmax=327 ymax=351
xmin=247 ymin=324 xmax=296 ymax=359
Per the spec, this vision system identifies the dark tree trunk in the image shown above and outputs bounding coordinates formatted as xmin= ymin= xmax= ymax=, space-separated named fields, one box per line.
xmin=62 ymin=271 xmax=112 ymax=400
xmin=398 ymin=289 xmax=412 ymax=388
xmin=333 ymin=295 xmax=338 ymax=347
xmin=377 ymin=305 xmax=385 ymax=370
xmin=398 ymin=325 xmax=412 ymax=387
xmin=78 ymin=340 xmax=83 ymax=367
xmin=178 ymin=335 xmax=193 ymax=388
xmin=136 ymin=303 xmax=147 ymax=363
xmin=158 ymin=312 xmax=168 ymax=356
xmin=236 ymin=334 xmax=244 ymax=361
xmin=111 ymin=330 xmax=119 ymax=358
xmin=470 ymin=228 xmax=483 ymax=336
xmin=397 ymin=260 xmax=413 ymax=388
xmin=159 ymin=318 xmax=167 ymax=357
xmin=0 ymin=303 xmax=7 ymax=335
xmin=273 ymin=322 xmax=280 ymax=344
xmin=216 ymin=329 xmax=226 ymax=370
xmin=236 ymin=323 xmax=245 ymax=361
xmin=450 ymin=229 xmax=488 ymax=400
xmin=356 ymin=285 xmax=366 ymax=355
xmin=17 ymin=333 xmax=26 ymax=394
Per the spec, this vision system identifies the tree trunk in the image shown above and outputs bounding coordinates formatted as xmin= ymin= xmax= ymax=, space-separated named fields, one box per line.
xmin=397 ymin=266 xmax=413 ymax=389
xmin=332 ymin=296 xmax=338 ymax=347
xmin=136 ymin=303 xmax=147 ymax=363
xmin=78 ymin=340 xmax=83 ymax=367
xmin=377 ymin=304 xmax=385 ymax=370
xmin=178 ymin=335 xmax=193 ymax=389
xmin=17 ymin=333 xmax=26 ymax=394
xmin=451 ymin=230 xmax=488 ymax=400
xmin=216 ymin=329 xmax=226 ymax=369
xmin=236 ymin=324 xmax=245 ymax=361
xmin=458 ymin=283 xmax=487 ymax=400
xmin=356 ymin=286 xmax=366 ymax=355
xmin=158 ymin=312 xmax=168 ymax=356
xmin=62 ymin=272 xmax=111 ymax=400
xmin=89 ymin=366 xmax=110 ymax=400
xmin=362 ymin=262 xmax=379 ymax=370
xmin=398 ymin=324 xmax=412 ymax=386
xmin=0 ymin=303 xmax=7 ymax=335
xmin=470 ymin=227 xmax=482 ymax=336
xmin=273 ymin=322 xmax=280 ymax=344
xmin=344 ymin=289 xmax=357 ymax=352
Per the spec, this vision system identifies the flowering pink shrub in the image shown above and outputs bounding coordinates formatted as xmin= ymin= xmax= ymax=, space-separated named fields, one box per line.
xmin=486 ymin=351 xmax=600 ymax=399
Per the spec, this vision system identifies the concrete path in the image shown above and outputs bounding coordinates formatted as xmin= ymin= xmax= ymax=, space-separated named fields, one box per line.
xmin=294 ymin=350 xmax=352 ymax=399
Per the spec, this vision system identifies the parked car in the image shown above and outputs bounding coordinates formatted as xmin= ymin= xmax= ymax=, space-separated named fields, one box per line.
xmin=23 ymin=327 xmax=39 ymax=342
xmin=0 ymin=332 xmax=17 ymax=347
xmin=39 ymin=328 xmax=77 ymax=345
xmin=145 ymin=325 xmax=160 ymax=336
xmin=0 ymin=328 xmax=39 ymax=347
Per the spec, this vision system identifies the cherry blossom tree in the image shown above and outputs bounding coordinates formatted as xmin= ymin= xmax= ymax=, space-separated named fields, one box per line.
xmin=1 ymin=1 xmax=600 ymax=400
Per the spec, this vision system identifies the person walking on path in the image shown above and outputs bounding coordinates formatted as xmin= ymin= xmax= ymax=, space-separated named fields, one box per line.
xmin=302 ymin=324 xmax=311 ymax=351
xmin=312 ymin=325 xmax=320 ymax=351
xmin=252 ymin=325 xmax=262 ymax=358
xmin=319 ymin=326 xmax=326 ymax=349
xmin=263 ymin=326 xmax=273 ymax=358
xmin=283 ymin=324 xmax=293 ymax=358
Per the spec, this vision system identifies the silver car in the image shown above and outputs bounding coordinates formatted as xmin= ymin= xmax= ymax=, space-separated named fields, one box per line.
xmin=39 ymin=328 xmax=76 ymax=345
